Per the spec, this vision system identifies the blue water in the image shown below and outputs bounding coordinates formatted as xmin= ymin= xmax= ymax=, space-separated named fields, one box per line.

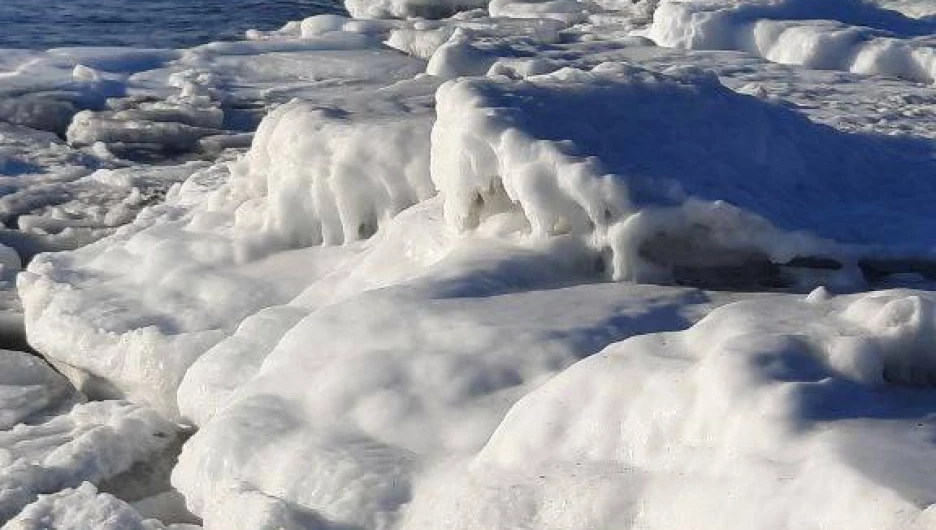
xmin=0 ymin=0 xmax=345 ymax=50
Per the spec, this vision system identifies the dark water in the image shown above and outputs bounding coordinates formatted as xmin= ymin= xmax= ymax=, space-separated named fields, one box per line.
xmin=0 ymin=0 xmax=345 ymax=50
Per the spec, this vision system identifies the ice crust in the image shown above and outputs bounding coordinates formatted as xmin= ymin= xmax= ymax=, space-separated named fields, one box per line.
xmin=6 ymin=0 xmax=936 ymax=528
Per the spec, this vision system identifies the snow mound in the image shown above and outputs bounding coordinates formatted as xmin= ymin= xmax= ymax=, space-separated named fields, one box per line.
xmin=400 ymin=289 xmax=936 ymax=530
xmin=0 ymin=400 xmax=177 ymax=522
xmin=648 ymin=0 xmax=936 ymax=84
xmin=173 ymin=275 xmax=727 ymax=529
xmin=431 ymin=62 xmax=936 ymax=283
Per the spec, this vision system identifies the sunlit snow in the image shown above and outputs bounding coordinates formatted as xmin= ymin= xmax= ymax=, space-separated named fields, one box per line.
xmin=3 ymin=1 xmax=936 ymax=529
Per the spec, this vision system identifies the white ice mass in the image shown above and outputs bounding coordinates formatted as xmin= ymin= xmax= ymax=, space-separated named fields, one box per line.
xmin=3 ymin=0 xmax=936 ymax=529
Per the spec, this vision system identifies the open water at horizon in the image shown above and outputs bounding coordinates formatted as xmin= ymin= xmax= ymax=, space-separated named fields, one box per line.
xmin=0 ymin=0 xmax=344 ymax=49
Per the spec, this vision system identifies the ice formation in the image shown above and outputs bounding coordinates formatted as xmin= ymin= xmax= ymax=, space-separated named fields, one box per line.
xmin=648 ymin=0 xmax=936 ymax=84
xmin=4 ymin=0 xmax=936 ymax=528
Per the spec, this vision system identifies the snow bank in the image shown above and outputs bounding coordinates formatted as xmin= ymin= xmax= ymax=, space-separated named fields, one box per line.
xmin=400 ymin=289 xmax=936 ymax=530
xmin=431 ymin=62 xmax=936 ymax=282
xmin=648 ymin=0 xmax=936 ymax=84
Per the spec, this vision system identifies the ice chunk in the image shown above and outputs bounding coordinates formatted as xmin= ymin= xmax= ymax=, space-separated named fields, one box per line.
xmin=344 ymin=0 xmax=490 ymax=19
xmin=3 ymin=483 xmax=197 ymax=530
xmin=0 ymin=351 xmax=72 ymax=430
xmin=230 ymin=77 xmax=438 ymax=251
xmin=648 ymin=0 xmax=936 ymax=84
xmin=430 ymin=62 xmax=936 ymax=282
xmin=173 ymin=268 xmax=730 ymax=529
xmin=19 ymin=77 xmax=439 ymax=419
xmin=0 ymin=400 xmax=178 ymax=522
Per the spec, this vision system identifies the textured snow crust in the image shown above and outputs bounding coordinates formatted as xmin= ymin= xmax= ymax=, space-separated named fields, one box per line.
xmin=7 ymin=0 xmax=936 ymax=528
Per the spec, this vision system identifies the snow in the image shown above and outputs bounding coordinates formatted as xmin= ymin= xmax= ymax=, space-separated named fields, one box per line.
xmin=5 ymin=0 xmax=936 ymax=528
xmin=0 ymin=399 xmax=178 ymax=522
xmin=0 ymin=350 xmax=72 ymax=430
xmin=3 ymin=483 xmax=198 ymax=530
xmin=400 ymin=290 xmax=936 ymax=530
xmin=173 ymin=280 xmax=734 ymax=529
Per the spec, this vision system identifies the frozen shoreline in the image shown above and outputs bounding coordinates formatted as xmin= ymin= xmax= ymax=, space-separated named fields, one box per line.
xmin=3 ymin=1 xmax=936 ymax=529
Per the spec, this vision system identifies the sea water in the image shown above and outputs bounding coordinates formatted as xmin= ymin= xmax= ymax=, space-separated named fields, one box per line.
xmin=0 ymin=0 xmax=343 ymax=49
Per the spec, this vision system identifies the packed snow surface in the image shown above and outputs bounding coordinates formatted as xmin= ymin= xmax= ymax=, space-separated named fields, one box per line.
xmin=5 ymin=0 xmax=936 ymax=528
